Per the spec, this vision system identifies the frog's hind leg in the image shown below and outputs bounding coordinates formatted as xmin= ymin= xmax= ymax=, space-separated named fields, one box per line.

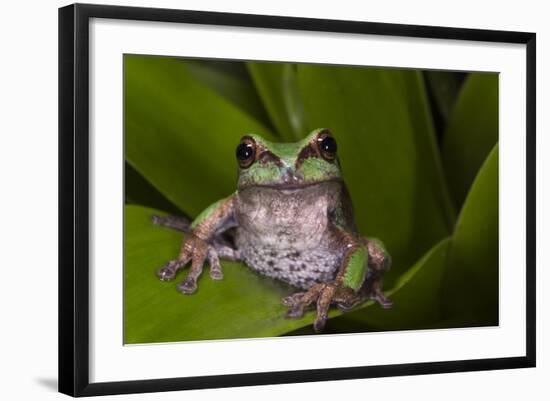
xmin=152 ymin=215 xmax=239 ymax=257
xmin=152 ymin=214 xmax=191 ymax=232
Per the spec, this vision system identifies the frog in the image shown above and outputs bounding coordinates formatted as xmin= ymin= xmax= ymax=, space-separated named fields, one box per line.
xmin=152 ymin=128 xmax=392 ymax=332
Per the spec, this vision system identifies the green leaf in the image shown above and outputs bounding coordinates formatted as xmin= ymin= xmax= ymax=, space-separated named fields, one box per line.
xmin=443 ymin=144 xmax=499 ymax=325
xmin=184 ymin=60 xmax=272 ymax=127
xmin=124 ymin=58 xmax=499 ymax=340
xmin=125 ymin=162 xmax=182 ymax=215
xmin=441 ymin=73 xmax=499 ymax=210
xmin=335 ymin=145 xmax=499 ymax=332
xmin=424 ymin=71 xmax=463 ymax=122
xmin=124 ymin=55 xmax=276 ymax=217
xmin=125 ymin=204 xmax=308 ymax=343
xmin=125 ymin=205 xmax=457 ymax=342
xmin=247 ymin=63 xmax=305 ymax=141
xmin=297 ymin=65 xmax=454 ymax=287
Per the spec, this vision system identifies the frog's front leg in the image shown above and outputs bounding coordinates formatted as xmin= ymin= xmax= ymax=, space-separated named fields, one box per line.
xmin=156 ymin=194 xmax=236 ymax=294
xmin=362 ymin=237 xmax=393 ymax=309
xmin=284 ymin=228 xmax=391 ymax=332
xmin=330 ymin=237 xmax=393 ymax=311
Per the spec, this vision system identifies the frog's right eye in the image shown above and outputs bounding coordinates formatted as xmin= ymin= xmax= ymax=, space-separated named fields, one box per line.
xmin=236 ymin=138 xmax=256 ymax=168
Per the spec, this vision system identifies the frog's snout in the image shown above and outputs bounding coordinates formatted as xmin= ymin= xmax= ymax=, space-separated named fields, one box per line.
xmin=282 ymin=167 xmax=303 ymax=185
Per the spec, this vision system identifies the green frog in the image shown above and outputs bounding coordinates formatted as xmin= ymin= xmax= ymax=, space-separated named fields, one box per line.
xmin=153 ymin=128 xmax=392 ymax=332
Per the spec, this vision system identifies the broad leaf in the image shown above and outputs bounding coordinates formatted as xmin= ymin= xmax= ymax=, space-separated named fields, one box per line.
xmin=125 ymin=204 xmax=307 ymax=343
xmin=125 ymin=205 xmax=454 ymax=343
xmin=125 ymin=162 xmax=182 ymax=216
xmin=297 ymin=65 xmax=454 ymax=287
xmin=125 ymin=55 xmax=276 ymax=217
xmin=247 ymin=63 xmax=305 ymax=141
xmin=443 ymin=144 xmax=499 ymax=325
xmin=184 ymin=60 xmax=272 ymax=127
xmin=441 ymin=73 xmax=499 ymax=210
xmin=424 ymin=71 xmax=463 ymax=122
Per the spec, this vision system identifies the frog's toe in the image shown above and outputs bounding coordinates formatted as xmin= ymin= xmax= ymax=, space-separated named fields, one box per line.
xmin=283 ymin=292 xmax=309 ymax=318
xmin=334 ymin=287 xmax=362 ymax=312
xmin=282 ymin=292 xmax=305 ymax=307
xmin=209 ymin=269 xmax=223 ymax=280
xmin=207 ymin=247 xmax=224 ymax=280
xmin=286 ymin=304 xmax=306 ymax=319
xmin=335 ymin=301 xmax=355 ymax=313
xmin=381 ymin=299 xmax=393 ymax=309
xmin=369 ymin=284 xmax=393 ymax=309
xmin=157 ymin=268 xmax=175 ymax=281
xmin=312 ymin=284 xmax=337 ymax=333
xmin=177 ymin=277 xmax=198 ymax=294
xmin=313 ymin=312 xmax=328 ymax=333
xmin=156 ymin=260 xmax=179 ymax=281
xmin=371 ymin=293 xmax=393 ymax=309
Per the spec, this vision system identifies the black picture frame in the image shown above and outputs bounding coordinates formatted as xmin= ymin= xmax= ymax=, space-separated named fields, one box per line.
xmin=58 ymin=3 xmax=536 ymax=397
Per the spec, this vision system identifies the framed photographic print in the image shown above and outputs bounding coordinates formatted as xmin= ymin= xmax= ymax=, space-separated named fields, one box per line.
xmin=58 ymin=3 xmax=536 ymax=397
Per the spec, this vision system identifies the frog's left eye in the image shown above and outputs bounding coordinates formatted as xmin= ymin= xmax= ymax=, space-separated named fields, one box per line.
xmin=317 ymin=133 xmax=338 ymax=161
xmin=236 ymin=138 xmax=256 ymax=168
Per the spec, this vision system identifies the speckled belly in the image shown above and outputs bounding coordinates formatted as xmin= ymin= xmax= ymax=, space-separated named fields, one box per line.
xmin=236 ymin=238 xmax=343 ymax=289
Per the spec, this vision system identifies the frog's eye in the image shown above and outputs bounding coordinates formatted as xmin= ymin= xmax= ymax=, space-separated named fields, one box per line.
xmin=236 ymin=137 xmax=256 ymax=168
xmin=317 ymin=132 xmax=337 ymax=161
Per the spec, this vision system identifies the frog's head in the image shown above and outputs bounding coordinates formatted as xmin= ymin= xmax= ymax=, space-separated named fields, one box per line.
xmin=236 ymin=128 xmax=342 ymax=191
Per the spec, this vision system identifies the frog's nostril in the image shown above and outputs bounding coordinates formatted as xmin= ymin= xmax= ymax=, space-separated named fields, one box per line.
xmin=283 ymin=168 xmax=302 ymax=183
xmin=282 ymin=170 xmax=292 ymax=183
xmin=283 ymin=168 xmax=293 ymax=183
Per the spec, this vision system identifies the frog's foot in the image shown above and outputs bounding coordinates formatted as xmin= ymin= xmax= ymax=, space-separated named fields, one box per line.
xmin=282 ymin=292 xmax=306 ymax=307
xmin=284 ymin=286 xmax=322 ymax=320
xmin=368 ymin=279 xmax=393 ymax=309
xmin=156 ymin=234 xmax=227 ymax=294
xmin=282 ymin=292 xmax=308 ymax=317
xmin=334 ymin=290 xmax=362 ymax=313
xmin=284 ymin=283 xmax=346 ymax=332
xmin=177 ymin=245 xmax=228 ymax=294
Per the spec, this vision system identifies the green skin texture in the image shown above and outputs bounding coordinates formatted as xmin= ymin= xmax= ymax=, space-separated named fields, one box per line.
xmin=191 ymin=128 xmax=372 ymax=292
xmin=343 ymin=247 xmax=369 ymax=291
xmin=190 ymin=197 xmax=232 ymax=229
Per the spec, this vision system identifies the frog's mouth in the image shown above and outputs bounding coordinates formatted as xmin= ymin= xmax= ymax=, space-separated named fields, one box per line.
xmin=239 ymin=177 xmax=343 ymax=193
